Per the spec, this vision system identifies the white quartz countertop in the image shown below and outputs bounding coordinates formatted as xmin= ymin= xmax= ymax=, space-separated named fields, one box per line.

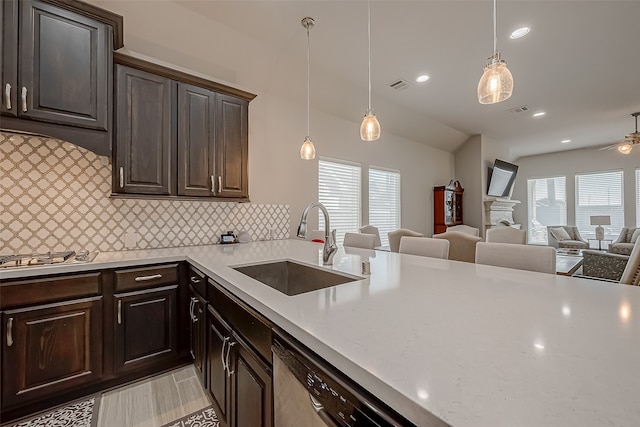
xmin=2 ymin=240 xmax=639 ymax=426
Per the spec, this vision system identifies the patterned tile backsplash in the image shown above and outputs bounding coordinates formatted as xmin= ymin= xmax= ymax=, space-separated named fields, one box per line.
xmin=0 ymin=132 xmax=290 ymax=255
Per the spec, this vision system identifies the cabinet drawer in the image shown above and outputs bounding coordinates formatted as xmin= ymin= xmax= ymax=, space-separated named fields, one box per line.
xmin=115 ymin=264 xmax=178 ymax=292
xmin=0 ymin=273 xmax=101 ymax=309
xmin=208 ymin=279 xmax=272 ymax=364
xmin=188 ymin=266 xmax=207 ymax=297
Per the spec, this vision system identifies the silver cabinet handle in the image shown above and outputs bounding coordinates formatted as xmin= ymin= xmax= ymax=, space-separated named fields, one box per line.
xmin=21 ymin=87 xmax=27 ymax=112
xmin=134 ymin=274 xmax=162 ymax=282
xmin=5 ymin=83 xmax=11 ymax=110
xmin=190 ymin=276 xmax=201 ymax=284
xmin=190 ymin=297 xmax=198 ymax=322
xmin=221 ymin=336 xmax=230 ymax=372
xmin=225 ymin=341 xmax=236 ymax=377
xmin=6 ymin=318 xmax=13 ymax=347
xmin=117 ymin=300 xmax=122 ymax=324
xmin=119 ymin=167 xmax=124 ymax=188
xmin=218 ymin=176 xmax=222 ymax=194
xmin=189 ymin=298 xmax=195 ymax=321
xmin=210 ymin=175 xmax=215 ymax=194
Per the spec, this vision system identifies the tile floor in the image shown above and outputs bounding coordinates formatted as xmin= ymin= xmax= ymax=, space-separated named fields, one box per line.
xmin=97 ymin=365 xmax=211 ymax=427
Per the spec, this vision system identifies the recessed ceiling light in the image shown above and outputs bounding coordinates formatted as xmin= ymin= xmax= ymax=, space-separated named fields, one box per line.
xmin=510 ymin=27 xmax=530 ymax=39
xmin=533 ymin=111 xmax=546 ymax=117
xmin=561 ymin=139 xmax=571 ymax=144
xmin=416 ymin=75 xmax=430 ymax=83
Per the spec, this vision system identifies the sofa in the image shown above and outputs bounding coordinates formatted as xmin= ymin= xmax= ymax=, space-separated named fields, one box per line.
xmin=609 ymin=227 xmax=640 ymax=255
xmin=546 ymin=225 xmax=589 ymax=249
xmin=581 ymin=250 xmax=629 ymax=281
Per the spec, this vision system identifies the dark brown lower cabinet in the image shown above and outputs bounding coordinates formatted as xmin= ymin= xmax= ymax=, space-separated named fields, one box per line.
xmin=1 ymin=296 xmax=103 ymax=407
xmin=189 ymin=286 xmax=207 ymax=385
xmin=114 ymin=285 xmax=178 ymax=374
xmin=207 ymin=304 xmax=272 ymax=427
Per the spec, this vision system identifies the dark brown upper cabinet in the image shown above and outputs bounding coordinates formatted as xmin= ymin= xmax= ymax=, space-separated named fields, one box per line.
xmin=178 ymin=83 xmax=216 ymax=197
xmin=0 ymin=0 xmax=123 ymax=156
xmin=216 ymin=94 xmax=249 ymax=199
xmin=115 ymin=64 xmax=174 ymax=196
xmin=113 ymin=54 xmax=255 ymax=200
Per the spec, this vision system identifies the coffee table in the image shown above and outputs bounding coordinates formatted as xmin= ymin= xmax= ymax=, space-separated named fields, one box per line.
xmin=556 ymin=251 xmax=583 ymax=276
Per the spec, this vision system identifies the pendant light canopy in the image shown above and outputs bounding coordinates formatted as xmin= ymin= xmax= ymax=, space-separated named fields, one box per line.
xmin=477 ymin=0 xmax=513 ymax=104
xmin=360 ymin=0 xmax=380 ymax=141
xmin=617 ymin=112 xmax=640 ymax=155
xmin=300 ymin=17 xmax=316 ymax=160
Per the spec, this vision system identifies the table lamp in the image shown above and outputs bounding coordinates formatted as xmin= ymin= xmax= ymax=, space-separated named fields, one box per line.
xmin=590 ymin=215 xmax=610 ymax=240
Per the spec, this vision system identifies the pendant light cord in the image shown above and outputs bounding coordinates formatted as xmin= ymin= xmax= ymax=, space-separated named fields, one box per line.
xmin=367 ymin=0 xmax=372 ymax=111
xmin=493 ymin=0 xmax=498 ymax=55
xmin=306 ymin=24 xmax=311 ymax=137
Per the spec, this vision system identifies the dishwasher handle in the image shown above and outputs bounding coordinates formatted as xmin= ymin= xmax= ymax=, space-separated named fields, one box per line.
xmin=309 ymin=394 xmax=340 ymax=427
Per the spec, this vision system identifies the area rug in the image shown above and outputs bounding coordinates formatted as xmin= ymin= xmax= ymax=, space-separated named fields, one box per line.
xmin=5 ymin=395 xmax=100 ymax=427
xmin=161 ymin=406 xmax=219 ymax=427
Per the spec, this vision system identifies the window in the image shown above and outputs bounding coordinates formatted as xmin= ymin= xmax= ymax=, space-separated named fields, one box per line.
xmin=369 ymin=167 xmax=401 ymax=247
xmin=575 ymin=171 xmax=623 ymax=240
xmin=318 ymin=158 xmax=361 ymax=246
xmin=527 ymin=176 xmax=567 ymax=244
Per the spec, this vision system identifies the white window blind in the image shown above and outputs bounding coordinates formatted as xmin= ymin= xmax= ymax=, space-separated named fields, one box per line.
xmin=636 ymin=169 xmax=640 ymax=226
xmin=575 ymin=171 xmax=623 ymax=240
xmin=369 ymin=167 xmax=401 ymax=247
xmin=318 ymin=158 xmax=361 ymax=246
xmin=527 ymin=176 xmax=567 ymax=244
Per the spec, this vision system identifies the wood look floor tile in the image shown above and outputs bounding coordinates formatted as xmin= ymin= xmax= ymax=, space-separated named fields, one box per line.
xmin=149 ymin=372 xmax=184 ymax=425
xmin=172 ymin=365 xmax=197 ymax=383
xmin=175 ymin=375 xmax=211 ymax=416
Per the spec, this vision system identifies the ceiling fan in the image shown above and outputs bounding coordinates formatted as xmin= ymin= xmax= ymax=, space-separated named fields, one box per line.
xmin=600 ymin=112 xmax=640 ymax=154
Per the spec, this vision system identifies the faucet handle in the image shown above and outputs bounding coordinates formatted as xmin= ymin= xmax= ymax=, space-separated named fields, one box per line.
xmin=329 ymin=229 xmax=337 ymax=244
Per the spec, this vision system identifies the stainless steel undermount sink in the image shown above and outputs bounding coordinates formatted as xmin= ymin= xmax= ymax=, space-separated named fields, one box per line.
xmin=232 ymin=260 xmax=359 ymax=296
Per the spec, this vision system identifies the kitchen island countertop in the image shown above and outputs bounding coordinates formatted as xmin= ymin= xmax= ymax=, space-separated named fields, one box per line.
xmin=2 ymin=240 xmax=639 ymax=426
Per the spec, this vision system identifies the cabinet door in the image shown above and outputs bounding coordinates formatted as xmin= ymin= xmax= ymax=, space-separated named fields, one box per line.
xmin=19 ymin=0 xmax=110 ymax=130
xmin=231 ymin=342 xmax=273 ymax=427
xmin=1 ymin=0 xmax=18 ymax=117
xmin=207 ymin=307 xmax=232 ymax=427
xmin=189 ymin=289 xmax=207 ymax=385
xmin=178 ymin=83 xmax=216 ymax=197
xmin=114 ymin=286 xmax=178 ymax=374
xmin=115 ymin=64 xmax=174 ymax=195
xmin=215 ymin=94 xmax=248 ymax=198
xmin=1 ymin=297 xmax=103 ymax=407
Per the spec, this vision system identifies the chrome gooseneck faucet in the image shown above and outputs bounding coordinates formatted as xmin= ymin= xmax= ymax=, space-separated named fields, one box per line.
xmin=297 ymin=202 xmax=337 ymax=265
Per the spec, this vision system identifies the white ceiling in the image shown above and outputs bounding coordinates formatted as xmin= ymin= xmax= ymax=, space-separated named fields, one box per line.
xmin=108 ymin=1 xmax=640 ymax=159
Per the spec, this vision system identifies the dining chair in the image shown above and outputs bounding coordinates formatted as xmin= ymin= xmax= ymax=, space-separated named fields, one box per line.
xmin=343 ymin=232 xmax=376 ymax=249
xmin=485 ymin=227 xmax=526 ymax=244
xmin=446 ymin=224 xmax=480 ymax=237
xmin=399 ymin=237 xmax=449 ymax=259
xmin=388 ymin=229 xmax=424 ymax=252
xmin=475 ymin=242 xmax=556 ymax=274
xmin=359 ymin=225 xmax=382 ymax=247
xmin=432 ymin=231 xmax=481 ymax=263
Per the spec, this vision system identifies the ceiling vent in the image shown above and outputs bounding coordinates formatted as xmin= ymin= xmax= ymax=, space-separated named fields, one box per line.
xmin=507 ymin=105 xmax=530 ymax=114
xmin=389 ymin=79 xmax=410 ymax=91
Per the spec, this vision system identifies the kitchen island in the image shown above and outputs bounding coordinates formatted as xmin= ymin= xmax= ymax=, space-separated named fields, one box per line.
xmin=2 ymin=239 xmax=639 ymax=426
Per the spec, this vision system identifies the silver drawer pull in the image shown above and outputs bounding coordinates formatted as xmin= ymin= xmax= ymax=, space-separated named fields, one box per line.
xmin=190 ymin=276 xmax=201 ymax=284
xmin=21 ymin=87 xmax=27 ymax=112
xmin=134 ymin=274 xmax=162 ymax=282
xmin=119 ymin=167 xmax=124 ymax=188
xmin=225 ymin=341 xmax=236 ymax=377
xmin=221 ymin=336 xmax=230 ymax=372
xmin=218 ymin=176 xmax=222 ymax=193
xmin=117 ymin=300 xmax=122 ymax=324
xmin=210 ymin=175 xmax=215 ymax=194
xmin=6 ymin=318 xmax=13 ymax=347
xmin=5 ymin=83 xmax=11 ymax=110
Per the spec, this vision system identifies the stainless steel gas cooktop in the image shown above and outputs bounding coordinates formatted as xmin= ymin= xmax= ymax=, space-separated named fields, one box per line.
xmin=0 ymin=250 xmax=98 ymax=269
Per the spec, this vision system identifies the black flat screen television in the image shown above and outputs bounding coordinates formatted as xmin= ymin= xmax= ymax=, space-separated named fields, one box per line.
xmin=487 ymin=159 xmax=518 ymax=197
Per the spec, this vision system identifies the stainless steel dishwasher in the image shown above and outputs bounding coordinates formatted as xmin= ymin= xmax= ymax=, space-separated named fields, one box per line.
xmin=272 ymin=331 xmax=415 ymax=427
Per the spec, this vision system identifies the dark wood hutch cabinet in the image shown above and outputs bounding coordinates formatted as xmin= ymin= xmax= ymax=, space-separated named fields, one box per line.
xmin=433 ymin=180 xmax=464 ymax=234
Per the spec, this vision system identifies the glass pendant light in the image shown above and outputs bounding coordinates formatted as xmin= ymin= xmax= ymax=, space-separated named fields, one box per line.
xmin=360 ymin=0 xmax=380 ymax=141
xmin=300 ymin=17 xmax=316 ymax=160
xmin=477 ymin=0 xmax=513 ymax=104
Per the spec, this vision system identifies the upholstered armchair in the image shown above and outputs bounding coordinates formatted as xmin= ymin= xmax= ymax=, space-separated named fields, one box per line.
xmin=609 ymin=227 xmax=640 ymax=255
xmin=581 ymin=250 xmax=629 ymax=281
xmin=546 ymin=225 xmax=589 ymax=249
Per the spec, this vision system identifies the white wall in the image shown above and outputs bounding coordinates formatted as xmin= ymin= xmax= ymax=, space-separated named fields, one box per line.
xmin=454 ymin=135 xmax=482 ymax=231
xmin=90 ymin=0 xmax=455 ymax=238
xmin=512 ymin=147 xmax=638 ymax=229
